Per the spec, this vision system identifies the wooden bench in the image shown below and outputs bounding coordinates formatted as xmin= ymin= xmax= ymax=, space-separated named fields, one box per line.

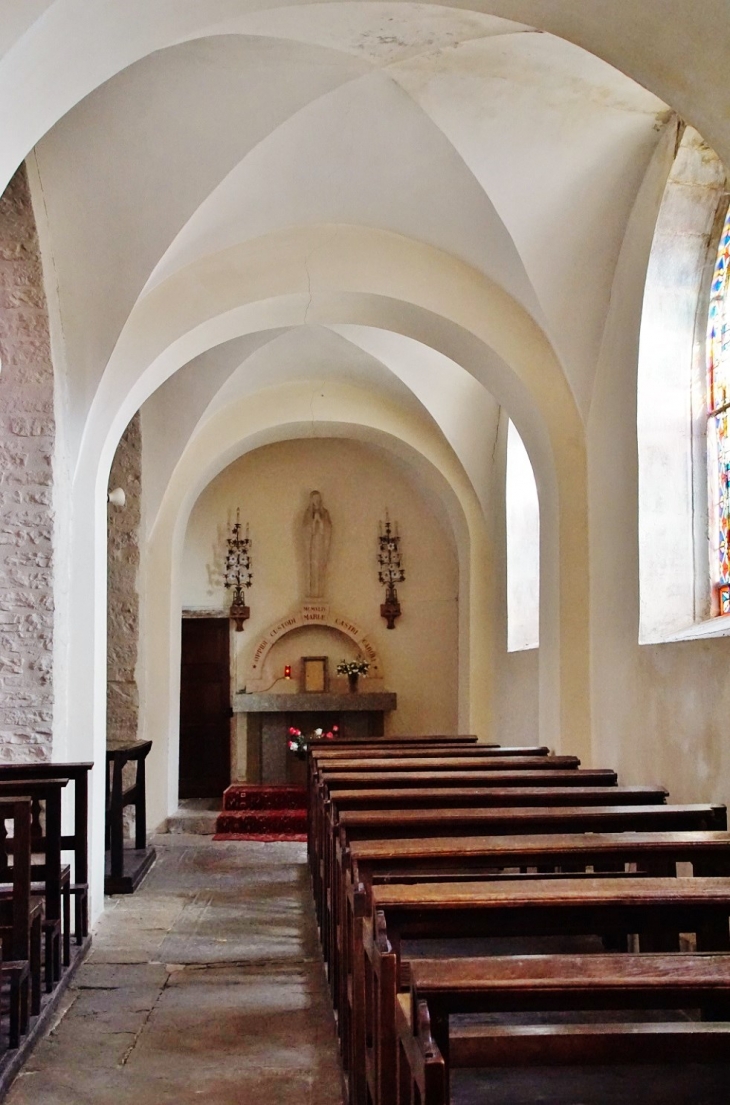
xmin=318 ymin=755 xmax=582 ymax=773
xmin=339 ymin=804 xmax=727 ymax=845
xmin=0 ymin=797 xmax=33 ymax=1047
xmin=337 ymin=829 xmax=730 ymax=1087
xmin=400 ymin=953 xmax=730 ymax=1105
xmin=0 ymin=777 xmax=69 ymax=994
xmin=327 ymin=806 xmax=727 ymax=914
xmin=0 ymin=763 xmax=91 ymax=950
xmin=310 ymin=766 xmax=615 ymax=909
xmin=306 ymin=739 xmax=481 ymax=870
xmin=363 ymin=879 xmax=730 ymax=1105
xmin=348 ymin=830 xmax=730 ymax=884
xmin=314 ymin=736 xmax=481 ymax=747
xmin=333 ymin=807 xmax=727 ymax=1103
xmin=310 ymin=754 xmax=580 ymax=862
xmin=310 ymin=768 xmax=618 ymax=892
xmin=106 ymin=740 xmax=156 ymax=894
xmin=319 ymin=768 xmax=617 ymax=789
xmin=307 ymin=736 xmax=730 ymax=1105
xmin=318 ymin=788 xmax=666 ymax=975
xmin=314 ymin=746 xmax=551 ymax=760
xmin=311 ymin=786 xmax=708 ymax=969
xmin=328 ymin=785 xmax=668 ymax=811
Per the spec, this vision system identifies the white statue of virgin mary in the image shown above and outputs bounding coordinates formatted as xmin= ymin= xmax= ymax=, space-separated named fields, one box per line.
xmin=303 ymin=490 xmax=332 ymax=598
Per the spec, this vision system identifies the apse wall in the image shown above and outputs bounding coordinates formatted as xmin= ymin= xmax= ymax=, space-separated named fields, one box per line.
xmin=180 ymin=437 xmax=459 ymax=753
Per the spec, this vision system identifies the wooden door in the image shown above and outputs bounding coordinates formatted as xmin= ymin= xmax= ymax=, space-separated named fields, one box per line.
xmin=179 ymin=618 xmax=231 ymax=799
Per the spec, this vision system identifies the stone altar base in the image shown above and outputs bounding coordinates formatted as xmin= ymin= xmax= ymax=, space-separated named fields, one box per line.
xmin=215 ymin=785 xmax=307 ymax=840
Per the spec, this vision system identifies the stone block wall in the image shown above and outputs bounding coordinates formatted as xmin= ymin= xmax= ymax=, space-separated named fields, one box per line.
xmin=107 ymin=413 xmax=141 ymax=746
xmin=0 ymin=166 xmax=55 ymax=762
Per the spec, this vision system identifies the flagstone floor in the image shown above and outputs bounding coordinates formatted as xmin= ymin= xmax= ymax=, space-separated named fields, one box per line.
xmin=4 ymin=836 xmax=343 ymax=1105
xmin=6 ymin=835 xmax=729 ymax=1105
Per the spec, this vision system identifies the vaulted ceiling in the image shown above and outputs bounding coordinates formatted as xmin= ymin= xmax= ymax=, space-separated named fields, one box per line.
xmin=2 ymin=1 xmax=726 ymax=514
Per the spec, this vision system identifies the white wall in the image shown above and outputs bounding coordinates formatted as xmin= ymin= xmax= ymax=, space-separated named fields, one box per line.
xmin=497 ymin=649 xmax=539 ymax=746
xmin=181 ymin=437 xmax=460 ymax=740
xmin=589 ymin=119 xmax=730 ymax=805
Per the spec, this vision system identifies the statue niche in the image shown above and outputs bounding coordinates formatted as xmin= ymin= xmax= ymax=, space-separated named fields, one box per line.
xmin=302 ymin=490 xmax=332 ymax=599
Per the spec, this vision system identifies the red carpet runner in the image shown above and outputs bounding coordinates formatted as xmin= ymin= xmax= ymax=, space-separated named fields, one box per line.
xmin=214 ymin=785 xmax=307 ymax=841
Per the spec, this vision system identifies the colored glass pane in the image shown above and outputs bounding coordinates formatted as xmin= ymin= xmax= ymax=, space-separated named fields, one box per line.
xmin=708 ymin=204 xmax=730 ymax=605
xmin=708 ymin=206 xmax=730 ymax=413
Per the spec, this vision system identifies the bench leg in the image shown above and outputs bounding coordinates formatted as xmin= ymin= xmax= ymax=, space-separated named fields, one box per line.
xmin=73 ymin=886 xmax=89 ymax=944
xmin=43 ymin=919 xmax=61 ymax=992
xmin=6 ymin=965 xmax=29 ymax=1049
xmin=63 ymin=882 xmax=71 ymax=967
xmin=9 ymin=970 xmax=20 ymax=1048
xmin=30 ymin=913 xmax=41 ymax=1016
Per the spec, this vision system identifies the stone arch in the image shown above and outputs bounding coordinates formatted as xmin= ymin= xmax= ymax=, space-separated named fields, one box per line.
xmin=139 ymin=386 xmax=488 ymax=828
xmin=246 ymin=607 xmax=381 ymax=691
xmin=64 ymin=226 xmax=588 ymax=911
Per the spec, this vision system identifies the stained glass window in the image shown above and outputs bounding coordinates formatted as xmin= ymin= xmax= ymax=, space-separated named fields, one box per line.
xmin=707 ymin=203 xmax=730 ymax=615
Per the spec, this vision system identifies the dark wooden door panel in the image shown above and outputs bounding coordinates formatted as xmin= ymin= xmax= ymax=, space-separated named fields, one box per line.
xmin=179 ymin=618 xmax=231 ymax=799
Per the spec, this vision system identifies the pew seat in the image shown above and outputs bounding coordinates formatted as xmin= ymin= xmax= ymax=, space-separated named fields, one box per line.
xmin=329 ymin=785 xmax=668 ymax=811
xmin=398 ymin=954 xmax=730 ymax=1104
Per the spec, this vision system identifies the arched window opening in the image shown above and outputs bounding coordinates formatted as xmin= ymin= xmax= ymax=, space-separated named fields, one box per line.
xmin=637 ymin=128 xmax=727 ymax=642
xmin=707 ymin=204 xmax=730 ymax=615
xmin=505 ymin=420 xmax=539 ymax=652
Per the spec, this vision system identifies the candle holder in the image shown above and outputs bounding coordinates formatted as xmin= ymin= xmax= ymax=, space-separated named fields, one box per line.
xmin=224 ymin=509 xmax=252 ymax=631
xmin=378 ymin=511 xmax=405 ymax=629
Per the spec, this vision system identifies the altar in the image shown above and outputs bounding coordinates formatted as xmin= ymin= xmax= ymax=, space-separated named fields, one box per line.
xmin=232 ymin=691 xmax=397 ymax=784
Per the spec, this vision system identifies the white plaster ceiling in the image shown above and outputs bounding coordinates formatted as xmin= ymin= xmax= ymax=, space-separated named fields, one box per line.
xmin=142 ymin=322 xmax=499 ymax=531
xmin=5 ymin=0 xmax=727 ymax=520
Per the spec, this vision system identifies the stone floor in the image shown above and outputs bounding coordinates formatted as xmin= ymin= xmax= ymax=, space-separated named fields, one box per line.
xmin=5 ymin=835 xmax=343 ymax=1105
xmin=6 ymin=837 xmax=730 ymax=1105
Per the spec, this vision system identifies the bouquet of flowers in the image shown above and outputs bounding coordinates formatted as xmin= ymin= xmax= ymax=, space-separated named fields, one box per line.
xmin=287 ymin=727 xmax=307 ymax=757
xmin=287 ymin=725 xmax=338 ymax=759
xmin=336 ymin=659 xmax=370 ymax=678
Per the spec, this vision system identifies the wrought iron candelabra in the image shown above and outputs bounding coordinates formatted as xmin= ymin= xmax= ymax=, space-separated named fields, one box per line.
xmin=378 ymin=511 xmax=405 ymax=629
xmin=225 ymin=509 xmax=252 ymax=631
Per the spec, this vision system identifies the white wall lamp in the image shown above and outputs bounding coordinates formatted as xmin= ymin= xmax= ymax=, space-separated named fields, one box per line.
xmin=107 ymin=487 xmax=126 ymax=508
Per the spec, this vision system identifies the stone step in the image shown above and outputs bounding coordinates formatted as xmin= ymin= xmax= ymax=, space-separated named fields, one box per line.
xmin=216 ymin=808 xmax=308 ymax=835
xmin=222 ymin=784 xmax=308 ymax=812
xmin=162 ymin=799 xmax=220 ymax=835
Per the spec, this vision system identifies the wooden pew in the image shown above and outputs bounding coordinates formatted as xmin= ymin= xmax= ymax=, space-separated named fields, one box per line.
xmin=319 ymin=769 xmax=617 ymax=788
xmin=310 ymin=769 xmax=619 ymax=932
xmin=339 ymin=804 xmax=727 ymax=844
xmin=329 ymin=806 xmax=727 ymax=913
xmin=348 ymin=830 xmax=730 ymax=884
xmin=334 ymin=805 xmax=727 ymax=1103
xmin=338 ymin=829 xmax=730 ymax=1091
xmin=364 ymin=878 xmax=730 ymax=1105
xmin=315 ymin=746 xmax=551 ymax=760
xmin=309 ymin=751 xmax=573 ymax=865
xmin=328 ymin=785 xmax=668 ymax=811
xmin=311 ymin=767 xmax=616 ymax=883
xmin=0 ymin=777 xmax=69 ymax=993
xmin=316 ymin=736 xmax=481 ymax=746
xmin=320 ymin=786 xmax=667 ymax=972
xmin=400 ymin=954 xmax=730 ymax=1105
xmin=306 ymin=739 xmax=482 ymax=872
xmin=106 ymin=739 xmax=155 ymax=894
xmin=0 ymin=763 xmax=91 ymax=950
xmin=312 ymin=760 xmax=588 ymax=851
xmin=0 ymin=797 xmax=33 ymax=1047
xmin=307 ymin=735 xmax=481 ymax=806
xmin=318 ymin=755 xmax=582 ymax=772
xmin=308 ymin=737 xmax=730 ymax=1105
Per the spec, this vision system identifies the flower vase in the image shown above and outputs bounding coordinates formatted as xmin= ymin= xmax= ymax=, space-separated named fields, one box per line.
xmin=347 ymin=673 xmax=359 ymax=694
